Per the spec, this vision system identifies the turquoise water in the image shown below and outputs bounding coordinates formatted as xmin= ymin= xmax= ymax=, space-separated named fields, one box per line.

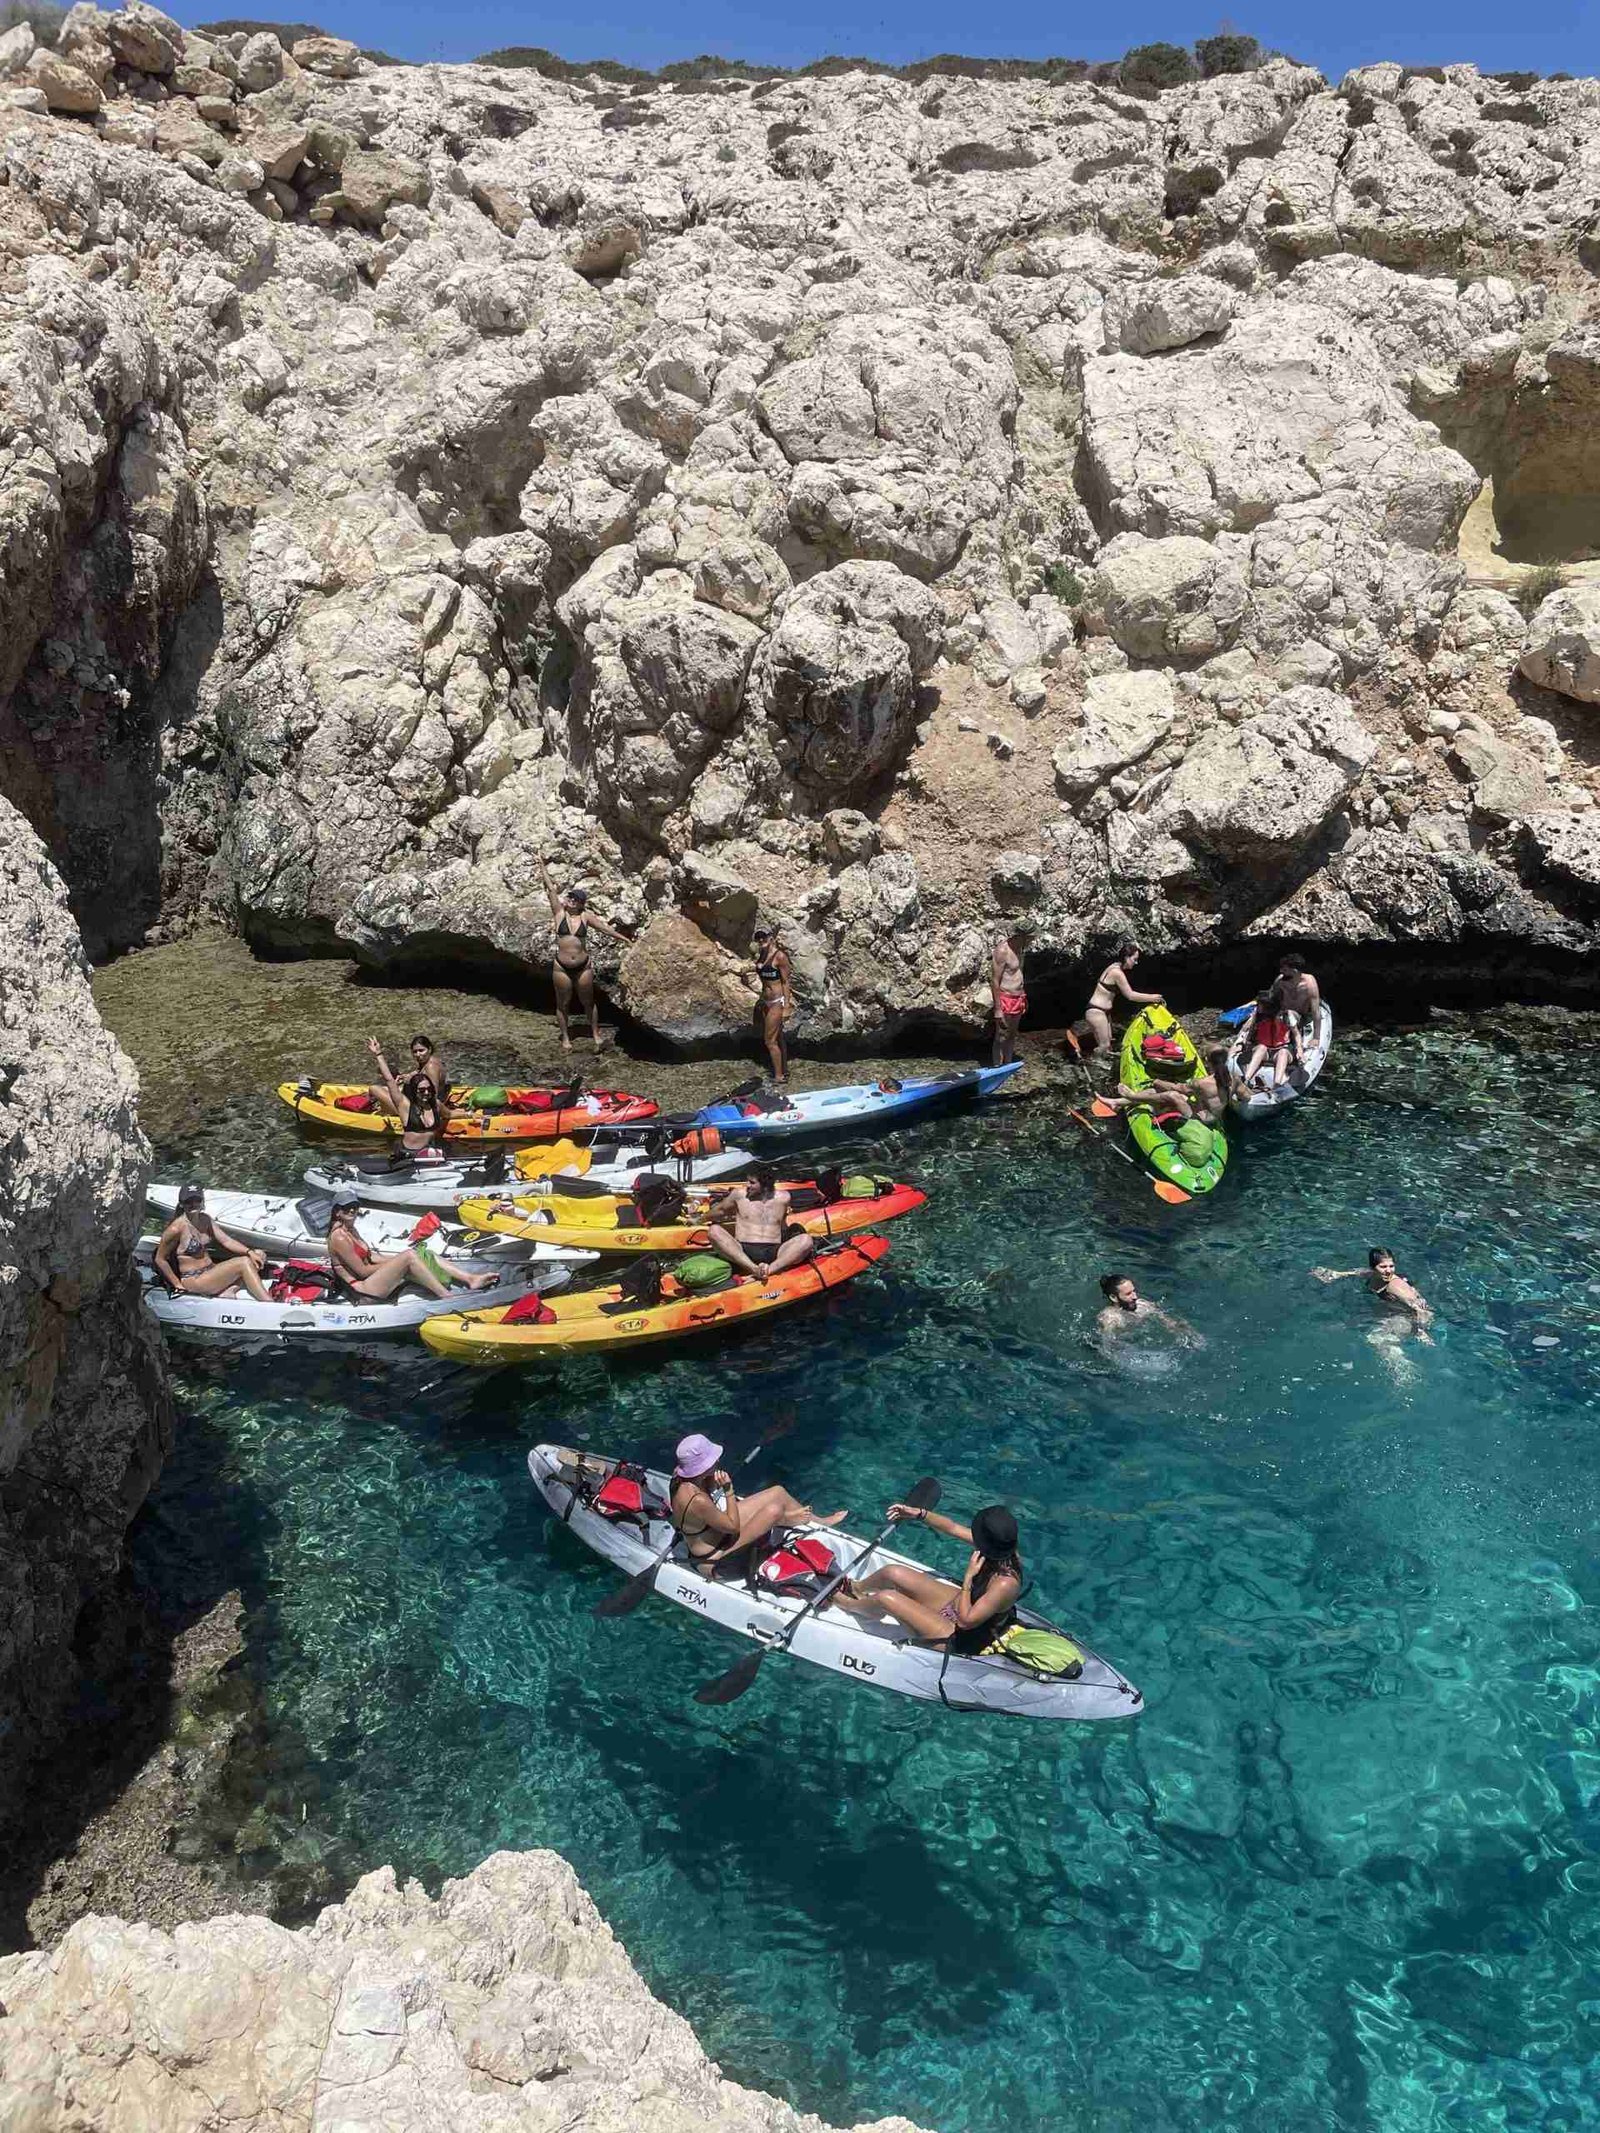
xmin=138 ymin=1025 xmax=1600 ymax=2131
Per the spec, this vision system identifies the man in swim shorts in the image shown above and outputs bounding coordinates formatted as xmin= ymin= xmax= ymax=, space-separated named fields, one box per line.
xmin=706 ymin=1163 xmax=817 ymax=1279
xmin=991 ymin=923 xmax=1032 ymax=1066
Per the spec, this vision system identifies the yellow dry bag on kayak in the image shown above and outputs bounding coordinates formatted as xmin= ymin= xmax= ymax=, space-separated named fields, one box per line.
xmin=985 ymin=1626 xmax=1085 ymax=1679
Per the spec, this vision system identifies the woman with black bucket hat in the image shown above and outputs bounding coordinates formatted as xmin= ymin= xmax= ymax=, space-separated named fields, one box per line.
xmin=836 ymin=1500 xmax=1024 ymax=1654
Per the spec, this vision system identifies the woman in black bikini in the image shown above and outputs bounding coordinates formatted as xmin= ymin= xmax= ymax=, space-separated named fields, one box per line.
xmin=750 ymin=922 xmax=794 ymax=1085
xmin=539 ymin=856 xmax=619 ymax=1053
xmin=836 ymin=1502 xmax=1023 ymax=1652
xmin=368 ymin=1047 xmax=447 ymax=1159
xmin=667 ymin=1433 xmax=846 ymax=1573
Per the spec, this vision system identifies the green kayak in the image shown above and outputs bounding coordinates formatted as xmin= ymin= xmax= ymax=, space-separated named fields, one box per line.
xmin=1118 ymin=1006 xmax=1229 ymax=1197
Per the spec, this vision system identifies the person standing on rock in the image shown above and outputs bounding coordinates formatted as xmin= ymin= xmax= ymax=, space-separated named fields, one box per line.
xmin=1083 ymin=940 xmax=1164 ymax=1060
xmin=991 ymin=923 xmax=1032 ymax=1066
xmin=539 ymin=857 xmax=619 ymax=1055
xmin=749 ymin=923 xmax=794 ymax=1085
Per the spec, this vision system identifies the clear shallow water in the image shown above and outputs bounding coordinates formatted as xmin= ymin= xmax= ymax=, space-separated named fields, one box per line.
xmin=135 ymin=1025 xmax=1600 ymax=2132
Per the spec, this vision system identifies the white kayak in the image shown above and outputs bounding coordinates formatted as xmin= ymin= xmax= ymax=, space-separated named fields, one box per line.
xmin=301 ymin=1141 xmax=751 ymax=1214
xmin=1227 ymin=1003 xmax=1334 ymax=1118
xmin=529 ymin=1445 xmax=1143 ymax=1723
xmin=139 ymin=1262 xmax=570 ymax=1341
xmin=143 ymin=1185 xmax=597 ymax=1272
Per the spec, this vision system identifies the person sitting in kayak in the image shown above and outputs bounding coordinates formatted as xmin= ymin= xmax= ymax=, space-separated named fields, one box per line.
xmin=706 ymin=1163 xmax=817 ymax=1279
xmin=367 ymin=1033 xmax=450 ymax=1123
xmin=1083 ymin=940 xmax=1163 ymax=1060
xmin=326 ymin=1192 xmax=495 ymax=1301
xmin=1237 ymin=988 xmax=1303 ymax=1091
xmin=668 ymin=1433 xmax=847 ymax=1573
xmin=367 ymin=1042 xmax=449 ymax=1159
xmin=835 ymin=1502 xmax=1023 ymax=1653
xmin=1104 ymin=1043 xmax=1231 ymax=1126
xmin=991 ymin=922 xmax=1031 ymax=1067
xmin=1096 ymin=1274 xmax=1202 ymax=1348
xmin=153 ymin=1183 xmax=271 ymax=1302
xmin=1313 ymin=1250 xmax=1434 ymax=1342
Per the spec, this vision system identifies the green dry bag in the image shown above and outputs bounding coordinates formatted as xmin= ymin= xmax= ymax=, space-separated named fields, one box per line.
xmin=1174 ymin=1120 xmax=1215 ymax=1169
xmin=676 ymin=1252 xmax=734 ymax=1292
xmin=987 ymin=1627 xmax=1085 ymax=1679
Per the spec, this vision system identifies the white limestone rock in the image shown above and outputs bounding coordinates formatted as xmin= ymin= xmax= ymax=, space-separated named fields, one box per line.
xmin=1085 ymin=533 xmax=1247 ymax=660
xmin=1518 ymin=585 xmax=1600 ymax=703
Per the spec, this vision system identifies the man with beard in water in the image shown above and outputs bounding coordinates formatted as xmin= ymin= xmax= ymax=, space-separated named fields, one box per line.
xmin=1096 ymin=1274 xmax=1203 ymax=1350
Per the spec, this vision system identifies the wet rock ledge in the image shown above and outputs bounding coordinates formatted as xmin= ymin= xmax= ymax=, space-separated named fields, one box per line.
xmin=0 ymin=1850 xmax=928 ymax=2133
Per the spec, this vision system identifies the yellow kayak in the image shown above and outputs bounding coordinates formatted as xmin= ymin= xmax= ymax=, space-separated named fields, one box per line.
xmin=455 ymin=1180 xmax=926 ymax=1255
xmin=419 ymin=1235 xmax=890 ymax=1363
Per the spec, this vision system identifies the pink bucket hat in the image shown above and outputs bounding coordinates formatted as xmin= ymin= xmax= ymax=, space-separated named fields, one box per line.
xmin=673 ymin=1433 xmax=723 ymax=1478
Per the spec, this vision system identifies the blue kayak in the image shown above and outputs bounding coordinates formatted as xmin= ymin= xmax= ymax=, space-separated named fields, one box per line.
xmin=694 ymin=1063 xmax=1024 ymax=1142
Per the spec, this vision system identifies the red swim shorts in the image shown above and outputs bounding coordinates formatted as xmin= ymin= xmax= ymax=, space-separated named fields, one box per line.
xmin=998 ymin=991 xmax=1028 ymax=1020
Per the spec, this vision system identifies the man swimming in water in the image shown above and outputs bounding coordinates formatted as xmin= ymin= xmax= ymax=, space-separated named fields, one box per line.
xmin=1096 ymin=1274 xmax=1203 ymax=1349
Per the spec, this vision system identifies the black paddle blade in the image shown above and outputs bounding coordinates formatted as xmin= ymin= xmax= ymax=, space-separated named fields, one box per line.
xmin=905 ymin=1475 xmax=941 ymax=1513
xmin=593 ymin=1567 xmax=656 ymax=1620
xmin=693 ymin=1647 xmax=764 ymax=1706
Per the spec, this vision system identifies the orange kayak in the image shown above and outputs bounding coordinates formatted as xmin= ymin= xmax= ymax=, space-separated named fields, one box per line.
xmin=419 ymin=1235 xmax=890 ymax=1362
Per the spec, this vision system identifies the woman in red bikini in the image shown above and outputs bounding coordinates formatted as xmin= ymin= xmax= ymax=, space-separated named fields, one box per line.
xmin=325 ymin=1194 xmax=494 ymax=1301
xmin=991 ymin=923 xmax=1032 ymax=1066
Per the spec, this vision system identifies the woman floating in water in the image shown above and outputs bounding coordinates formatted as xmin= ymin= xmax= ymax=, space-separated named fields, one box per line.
xmin=1313 ymin=1248 xmax=1433 ymax=1381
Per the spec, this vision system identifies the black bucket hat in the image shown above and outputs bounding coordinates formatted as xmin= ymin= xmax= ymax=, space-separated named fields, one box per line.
xmin=971 ymin=1505 xmax=1018 ymax=1558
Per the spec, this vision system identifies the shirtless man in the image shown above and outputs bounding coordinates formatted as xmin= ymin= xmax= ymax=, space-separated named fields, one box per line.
xmin=1275 ymin=956 xmax=1322 ymax=1031
xmin=1096 ymin=1274 xmax=1202 ymax=1348
xmin=1106 ymin=1043 xmax=1231 ymax=1126
xmin=706 ymin=1163 xmax=817 ymax=1279
xmin=991 ymin=924 xmax=1031 ymax=1066
xmin=153 ymin=1184 xmax=270 ymax=1301
xmin=1083 ymin=940 xmax=1165 ymax=1060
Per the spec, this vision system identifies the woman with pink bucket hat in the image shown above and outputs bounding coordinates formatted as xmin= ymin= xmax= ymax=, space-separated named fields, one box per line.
xmin=668 ymin=1433 xmax=847 ymax=1573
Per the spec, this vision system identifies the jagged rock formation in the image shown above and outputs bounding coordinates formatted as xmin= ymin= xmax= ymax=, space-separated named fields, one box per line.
xmin=4 ymin=14 xmax=1600 ymax=1033
xmin=0 ymin=1848 xmax=930 ymax=2132
xmin=0 ymin=791 xmax=168 ymax=1831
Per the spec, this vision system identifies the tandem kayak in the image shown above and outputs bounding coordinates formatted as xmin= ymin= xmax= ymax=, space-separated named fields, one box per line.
xmin=692 ymin=1063 xmax=1023 ymax=1142
xmin=278 ymin=1080 xmax=658 ymax=1144
xmin=1228 ymin=1004 xmax=1334 ymax=1119
xmin=143 ymin=1185 xmax=598 ymax=1273
xmin=419 ymin=1234 xmax=890 ymax=1364
xmin=529 ymin=1444 xmax=1143 ymax=1722
xmin=454 ymin=1178 xmax=927 ymax=1255
xmin=302 ymin=1138 xmax=751 ymax=1212
xmin=138 ymin=1262 xmax=571 ymax=1341
xmin=1118 ymin=1006 xmax=1228 ymax=1196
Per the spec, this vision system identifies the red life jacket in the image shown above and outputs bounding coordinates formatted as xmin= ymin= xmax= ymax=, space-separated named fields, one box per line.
xmin=501 ymin=1291 xmax=556 ymax=1325
xmin=757 ymin=1535 xmax=839 ymax=1592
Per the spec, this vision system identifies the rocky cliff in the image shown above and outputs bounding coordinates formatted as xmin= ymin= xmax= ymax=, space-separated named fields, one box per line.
xmin=0 ymin=791 xmax=168 ymax=1831
xmin=4 ymin=11 xmax=1600 ymax=1034
xmin=0 ymin=1848 xmax=930 ymax=2132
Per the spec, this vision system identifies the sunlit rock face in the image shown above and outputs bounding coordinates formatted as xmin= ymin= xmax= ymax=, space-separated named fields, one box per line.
xmin=5 ymin=35 xmax=1600 ymax=1034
